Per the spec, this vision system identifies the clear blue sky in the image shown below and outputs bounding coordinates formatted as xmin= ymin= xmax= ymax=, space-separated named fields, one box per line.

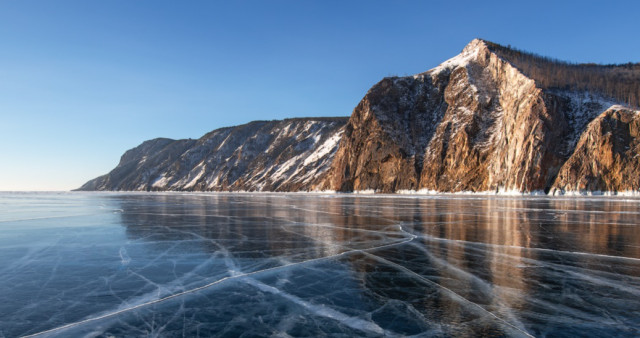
xmin=1 ymin=0 xmax=638 ymax=191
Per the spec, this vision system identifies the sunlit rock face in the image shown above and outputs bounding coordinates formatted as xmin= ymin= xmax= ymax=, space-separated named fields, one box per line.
xmin=551 ymin=106 xmax=640 ymax=193
xmin=319 ymin=39 xmax=628 ymax=193
xmin=78 ymin=118 xmax=347 ymax=191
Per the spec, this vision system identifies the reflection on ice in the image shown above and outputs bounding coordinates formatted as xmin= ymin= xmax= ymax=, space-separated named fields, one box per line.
xmin=0 ymin=192 xmax=639 ymax=337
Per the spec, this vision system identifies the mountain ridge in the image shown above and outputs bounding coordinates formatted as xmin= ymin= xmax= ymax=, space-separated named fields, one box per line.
xmin=79 ymin=39 xmax=640 ymax=195
xmin=78 ymin=117 xmax=348 ymax=191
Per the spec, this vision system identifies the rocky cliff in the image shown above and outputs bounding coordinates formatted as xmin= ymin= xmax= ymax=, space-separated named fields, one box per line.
xmin=551 ymin=106 xmax=640 ymax=193
xmin=80 ymin=39 xmax=640 ymax=194
xmin=317 ymin=39 xmax=637 ymax=193
xmin=78 ymin=118 xmax=347 ymax=191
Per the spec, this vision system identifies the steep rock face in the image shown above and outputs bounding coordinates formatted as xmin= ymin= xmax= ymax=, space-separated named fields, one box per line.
xmin=419 ymin=41 xmax=569 ymax=192
xmin=551 ymin=106 xmax=640 ymax=193
xmin=78 ymin=118 xmax=347 ymax=191
xmin=317 ymin=71 xmax=449 ymax=193
xmin=319 ymin=39 xmax=622 ymax=193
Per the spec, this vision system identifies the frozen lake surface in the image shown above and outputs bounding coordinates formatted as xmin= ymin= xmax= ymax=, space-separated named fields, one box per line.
xmin=1 ymin=192 xmax=639 ymax=337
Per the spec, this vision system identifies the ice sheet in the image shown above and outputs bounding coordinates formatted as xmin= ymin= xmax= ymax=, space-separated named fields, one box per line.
xmin=1 ymin=192 xmax=639 ymax=337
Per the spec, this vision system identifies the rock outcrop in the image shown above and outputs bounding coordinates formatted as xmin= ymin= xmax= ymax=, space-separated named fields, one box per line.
xmin=551 ymin=106 xmax=640 ymax=193
xmin=78 ymin=118 xmax=347 ymax=191
xmin=317 ymin=39 xmax=634 ymax=193
xmin=80 ymin=39 xmax=640 ymax=194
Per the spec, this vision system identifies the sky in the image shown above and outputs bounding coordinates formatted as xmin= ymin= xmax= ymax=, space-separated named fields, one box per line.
xmin=1 ymin=0 xmax=639 ymax=191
